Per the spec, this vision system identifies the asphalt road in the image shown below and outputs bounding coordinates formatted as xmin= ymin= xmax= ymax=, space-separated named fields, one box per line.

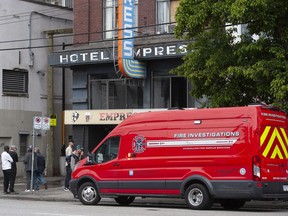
xmin=0 ymin=199 xmax=287 ymax=216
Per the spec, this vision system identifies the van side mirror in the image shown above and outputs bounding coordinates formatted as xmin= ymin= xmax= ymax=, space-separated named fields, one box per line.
xmin=85 ymin=152 xmax=96 ymax=165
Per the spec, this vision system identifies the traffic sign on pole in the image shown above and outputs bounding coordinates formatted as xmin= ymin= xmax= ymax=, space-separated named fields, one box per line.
xmin=33 ymin=116 xmax=50 ymax=130
xmin=42 ymin=117 xmax=50 ymax=130
xmin=33 ymin=116 xmax=42 ymax=130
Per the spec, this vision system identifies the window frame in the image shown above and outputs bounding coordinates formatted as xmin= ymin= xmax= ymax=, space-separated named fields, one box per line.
xmin=103 ymin=0 xmax=118 ymax=39
xmin=89 ymin=78 xmax=143 ymax=109
xmin=103 ymin=0 xmax=138 ymax=39
xmin=156 ymin=0 xmax=170 ymax=34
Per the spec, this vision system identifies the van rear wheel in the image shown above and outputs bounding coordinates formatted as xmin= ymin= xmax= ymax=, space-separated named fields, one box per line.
xmin=115 ymin=196 xmax=135 ymax=205
xmin=185 ymin=184 xmax=213 ymax=210
xmin=78 ymin=182 xmax=101 ymax=205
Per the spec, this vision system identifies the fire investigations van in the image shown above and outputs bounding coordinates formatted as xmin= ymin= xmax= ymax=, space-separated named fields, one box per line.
xmin=70 ymin=105 xmax=288 ymax=210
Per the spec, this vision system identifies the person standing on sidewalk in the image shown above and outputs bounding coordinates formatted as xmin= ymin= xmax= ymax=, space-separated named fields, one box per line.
xmin=34 ymin=147 xmax=48 ymax=190
xmin=23 ymin=146 xmax=38 ymax=192
xmin=64 ymin=141 xmax=74 ymax=191
xmin=9 ymin=145 xmax=18 ymax=193
xmin=70 ymin=145 xmax=83 ymax=171
xmin=1 ymin=146 xmax=13 ymax=194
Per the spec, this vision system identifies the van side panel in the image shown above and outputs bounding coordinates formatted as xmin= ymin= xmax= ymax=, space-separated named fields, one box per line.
xmin=116 ymin=117 xmax=253 ymax=196
xmin=71 ymin=106 xmax=288 ymax=203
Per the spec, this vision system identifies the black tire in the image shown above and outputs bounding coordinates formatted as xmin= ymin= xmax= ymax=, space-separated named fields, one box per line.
xmin=115 ymin=196 xmax=135 ymax=206
xmin=220 ymin=199 xmax=246 ymax=210
xmin=185 ymin=184 xmax=213 ymax=210
xmin=78 ymin=182 xmax=101 ymax=205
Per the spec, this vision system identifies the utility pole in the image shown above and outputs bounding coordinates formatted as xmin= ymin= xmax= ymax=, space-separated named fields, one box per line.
xmin=47 ymin=33 xmax=54 ymax=176
xmin=44 ymin=28 xmax=73 ymax=176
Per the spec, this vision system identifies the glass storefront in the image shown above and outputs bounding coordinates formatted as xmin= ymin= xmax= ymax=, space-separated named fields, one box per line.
xmin=89 ymin=79 xmax=143 ymax=109
xmin=89 ymin=76 xmax=196 ymax=109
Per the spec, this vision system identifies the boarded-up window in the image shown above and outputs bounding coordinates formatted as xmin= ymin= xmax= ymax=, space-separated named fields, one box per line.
xmin=170 ymin=0 xmax=180 ymax=23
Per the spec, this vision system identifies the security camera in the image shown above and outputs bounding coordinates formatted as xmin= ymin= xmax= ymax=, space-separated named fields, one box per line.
xmin=37 ymin=71 xmax=45 ymax=76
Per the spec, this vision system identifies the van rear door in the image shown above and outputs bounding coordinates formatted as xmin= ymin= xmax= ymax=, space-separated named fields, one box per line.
xmin=258 ymin=107 xmax=288 ymax=197
xmin=260 ymin=125 xmax=288 ymax=181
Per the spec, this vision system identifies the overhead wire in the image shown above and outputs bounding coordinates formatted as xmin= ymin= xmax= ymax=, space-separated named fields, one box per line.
xmin=0 ymin=0 xmax=179 ymax=52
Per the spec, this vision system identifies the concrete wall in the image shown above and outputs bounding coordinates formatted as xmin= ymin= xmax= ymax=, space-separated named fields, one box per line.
xmin=0 ymin=0 xmax=73 ymax=177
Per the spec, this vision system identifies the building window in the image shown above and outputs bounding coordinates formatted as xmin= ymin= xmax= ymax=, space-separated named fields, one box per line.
xmin=62 ymin=0 xmax=73 ymax=8
xmin=156 ymin=0 xmax=180 ymax=34
xmin=19 ymin=133 xmax=29 ymax=157
xmin=103 ymin=0 xmax=117 ymax=39
xmin=2 ymin=69 xmax=28 ymax=96
xmin=134 ymin=0 xmax=139 ymax=35
xmin=156 ymin=0 xmax=170 ymax=34
xmin=103 ymin=0 xmax=138 ymax=39
xmin=170 ymin=0 xmax=180 ymax=23
xmin=152 ymin=76 xmax=196 ymax=108
xmin=90 ymin=79 xmax=143 ymax=109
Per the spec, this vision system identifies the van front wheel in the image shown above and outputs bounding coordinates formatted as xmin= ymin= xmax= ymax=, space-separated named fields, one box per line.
xmin=115 ymin=196 xmax=135 ymax=205
xmin=185 ymin=184 xmax=213 ymax=210
xmin=78 ymin=182 xmax=101 ymax=205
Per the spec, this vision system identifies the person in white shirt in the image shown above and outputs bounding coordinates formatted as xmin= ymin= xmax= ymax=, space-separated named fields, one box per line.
xmin=1 ymin=146 xmax=13 ymax=194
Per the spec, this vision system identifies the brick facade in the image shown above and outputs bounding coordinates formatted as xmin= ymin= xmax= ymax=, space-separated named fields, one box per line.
xmin=138 ymin=0 xmax=156 ymax=35
xmin=73 ymin=0 xmax=89 ymax=45
xmin=73 ymin=0 xmax=157 ymax=45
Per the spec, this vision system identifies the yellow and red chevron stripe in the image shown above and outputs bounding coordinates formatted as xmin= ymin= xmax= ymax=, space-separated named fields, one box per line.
xmin=260 ymin=126 xmax=288 ymax=159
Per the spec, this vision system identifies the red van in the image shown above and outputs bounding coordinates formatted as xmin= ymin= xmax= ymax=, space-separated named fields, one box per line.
xmin=70 ymin=105 xmax=288 ymax=210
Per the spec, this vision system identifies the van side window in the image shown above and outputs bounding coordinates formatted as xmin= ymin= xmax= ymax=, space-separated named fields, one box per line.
xmin=95 ymin=136 xmax=120 ymax=163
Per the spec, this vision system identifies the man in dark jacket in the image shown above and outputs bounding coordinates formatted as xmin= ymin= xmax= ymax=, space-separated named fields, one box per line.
xmin=9 ymin=145 xmax=18 ymax=193
xmin=34 ymin=147 xmax=47 ymax=190
xmin=23 ymin=146 xmax=38 ymax=192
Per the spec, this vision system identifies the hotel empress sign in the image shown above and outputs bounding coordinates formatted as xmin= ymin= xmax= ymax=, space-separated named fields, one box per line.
xmin=49 ymin=43 xmax=188 ymax=67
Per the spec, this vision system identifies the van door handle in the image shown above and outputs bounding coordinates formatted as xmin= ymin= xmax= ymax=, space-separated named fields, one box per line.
xmin=113 ymin=163 xmax=120 ymax=167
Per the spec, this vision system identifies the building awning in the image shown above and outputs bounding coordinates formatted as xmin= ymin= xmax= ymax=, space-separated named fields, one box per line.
xmin=65 ymin=109 xmax=165 ymax=125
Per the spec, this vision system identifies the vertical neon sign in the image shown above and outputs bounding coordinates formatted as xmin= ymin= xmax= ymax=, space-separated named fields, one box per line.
xmin=118 ymin=0 xmax=146 ymax=78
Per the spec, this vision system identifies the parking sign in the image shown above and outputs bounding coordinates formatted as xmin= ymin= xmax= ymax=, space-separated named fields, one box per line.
xmin=42 ymin=117 xmax=50 ymax=130
xmin=33 ymin=116 xmax=42 ymax=130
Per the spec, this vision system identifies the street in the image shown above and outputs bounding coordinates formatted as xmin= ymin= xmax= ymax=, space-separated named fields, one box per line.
xmin=0 ymin=199 xmax=287 ymax=216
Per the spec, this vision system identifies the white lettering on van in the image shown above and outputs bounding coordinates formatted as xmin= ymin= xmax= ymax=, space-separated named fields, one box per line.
xmin=187 ymin=131 xmax=240 ymax=138
xmin=174 ymin=133 xmax=187 ymax=138
xmin=261 ymin=112 xmax=286 ymax=120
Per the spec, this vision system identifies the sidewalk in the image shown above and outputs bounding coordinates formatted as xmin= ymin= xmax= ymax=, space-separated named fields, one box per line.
xmin=0 ymin=176 xmax=75 ymax=202
xmin=0 ymin=176 xmax=287 ymax=210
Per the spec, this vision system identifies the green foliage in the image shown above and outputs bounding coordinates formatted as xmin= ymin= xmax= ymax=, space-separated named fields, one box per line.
xmin=173 ymin=0 xmax=288 ymax=111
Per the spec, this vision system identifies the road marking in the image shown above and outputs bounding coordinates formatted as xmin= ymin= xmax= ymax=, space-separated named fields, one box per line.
xmin=35 ymin=213 xmax=86 ymax=216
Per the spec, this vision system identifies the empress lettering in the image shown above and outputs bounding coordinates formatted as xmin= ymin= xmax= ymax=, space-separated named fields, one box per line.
xmin=99 ymin=112 xmax=133 ymax=121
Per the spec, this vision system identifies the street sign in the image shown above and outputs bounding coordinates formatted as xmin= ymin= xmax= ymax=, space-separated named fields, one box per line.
xmin=50 ymin=114 xmax=57 ymax=127
xmin=33 ymin=116 xmax=50 ymax=130
xmin=33 ymin=116 xmax=42 ymax=130
xmin=42 ymin=117 xmax=50 ymax=130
